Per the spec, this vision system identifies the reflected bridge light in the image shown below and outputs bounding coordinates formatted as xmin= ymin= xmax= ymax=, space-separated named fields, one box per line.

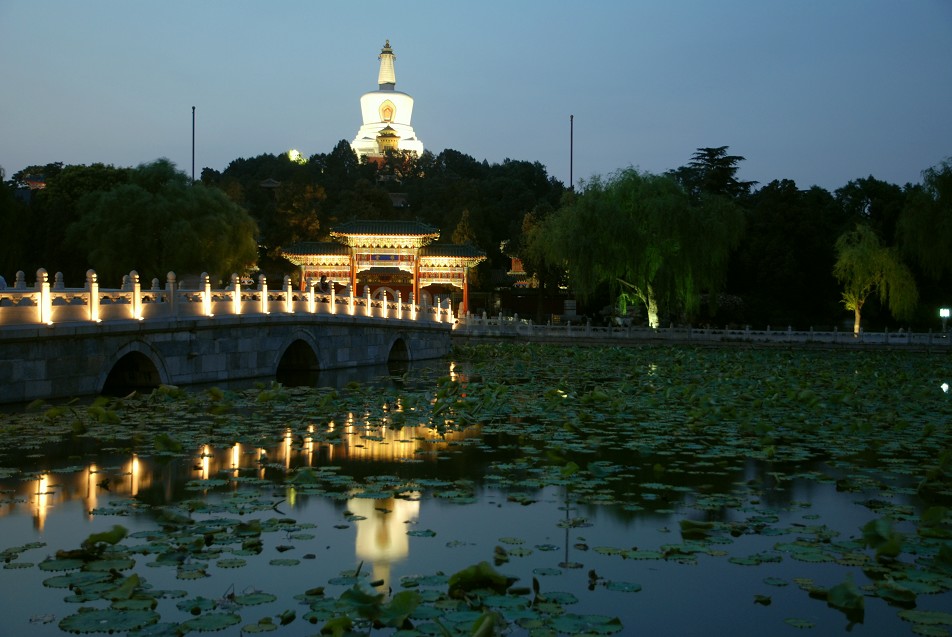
xmin=35 ymin=473 xmax=50 ymax=531
xmin=131 ymin=454 xmax=140 ymax=496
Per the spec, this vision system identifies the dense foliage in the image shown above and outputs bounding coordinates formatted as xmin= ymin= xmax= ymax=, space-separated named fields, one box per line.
xmin=2 ymin=143 xmax=949 ymax=329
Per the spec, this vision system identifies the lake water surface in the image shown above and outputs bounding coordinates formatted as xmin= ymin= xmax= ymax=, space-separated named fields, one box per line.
xmin=1 ymin=344 xmax=950 ymax=636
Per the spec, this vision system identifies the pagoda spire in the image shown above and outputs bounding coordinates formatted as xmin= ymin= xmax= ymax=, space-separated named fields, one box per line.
xmin=377 ymin=40 xmax=396 ymax=90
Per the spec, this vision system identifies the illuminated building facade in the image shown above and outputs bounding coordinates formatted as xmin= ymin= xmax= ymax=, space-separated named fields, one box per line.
xmin=350 ymin=40 xmax=424 ymax=160
xmin=282 ymin=220 xmax=485 ymax=314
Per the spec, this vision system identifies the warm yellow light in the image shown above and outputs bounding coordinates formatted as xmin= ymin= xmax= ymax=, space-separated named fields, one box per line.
xmin=201 ymin=446 xmax=210 ymax=480
xmin=284 ymin=428 xmax=293 ymax=469
xmin=287 ymin=149 xmax=306 ymax=164
xmin=36 ymin=473 xmax=49 ymax=531
xmin=131 ymin=455 xmax=140 ymax=496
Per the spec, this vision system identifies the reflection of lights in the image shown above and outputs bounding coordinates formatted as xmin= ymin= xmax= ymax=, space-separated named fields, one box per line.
xmin=449 ymin=361 xmax=457 ymax=382
xmin=201 ymin=446 xmax=210 ymax=480
xmin=86 ymin=464 xmax=99 ymax=517
xmin=306 ymin=425 xmax=314 ymax=464
xmin=351 ymin=495 xmax=420 ymax=588
xmin=284 ymin=429 xmax=293 ymax=470
xmin=231 ymin=443 xmax=241 ymax=474
xmin=131 ymin=455 xmax=140 ymax=496
xmin=258 ymin=448 xmax=267 ymax=479
xmin=35 ymin=474 xmax=49 ymax=531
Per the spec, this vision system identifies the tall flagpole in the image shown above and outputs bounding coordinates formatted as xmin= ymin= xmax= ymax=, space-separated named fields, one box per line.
xmin=191 ymin=106 xmax=196 ymax=183
xmin=569 ymin=114 xmax=574 ymax=191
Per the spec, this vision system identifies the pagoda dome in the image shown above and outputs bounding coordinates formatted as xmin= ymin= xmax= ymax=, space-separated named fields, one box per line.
xmin=351 ymin=40 xmax=424 ymax=160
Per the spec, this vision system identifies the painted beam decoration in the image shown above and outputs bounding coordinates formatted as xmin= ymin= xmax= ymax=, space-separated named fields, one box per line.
xmin=282 ymin=220 xmax=485 ymax=313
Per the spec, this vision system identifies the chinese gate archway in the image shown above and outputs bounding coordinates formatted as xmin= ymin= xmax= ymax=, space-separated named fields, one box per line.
xmin=282 ymin=220 xmax=485 ymax=314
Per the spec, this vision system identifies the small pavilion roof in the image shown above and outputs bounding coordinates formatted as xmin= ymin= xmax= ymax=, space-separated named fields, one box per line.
xmin=331 ymin=220 xmax=439 ymax=238
xmin=420 ymin=243 xmax=487 ymax=266
xmin=331 ymin=220 xmax=440 ymax=249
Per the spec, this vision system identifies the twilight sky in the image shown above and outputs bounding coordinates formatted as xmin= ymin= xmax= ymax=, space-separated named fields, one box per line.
xmin=1 ymin=1 xmax=950 ymax=191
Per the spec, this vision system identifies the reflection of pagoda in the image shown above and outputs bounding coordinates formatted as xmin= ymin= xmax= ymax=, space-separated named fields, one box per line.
xmin=282 ymin=220 xmax=485 ymax=314
xmin=351 ymin=40 xmax=424 ymax=161
xmin=349 ymin=496 xmax=420 ymax=589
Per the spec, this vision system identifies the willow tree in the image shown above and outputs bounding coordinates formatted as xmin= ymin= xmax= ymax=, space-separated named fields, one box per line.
xmin=541 ymin=168 xmax=744 ymax=327
xmin=899 ymin=159 xmax=952 ymax=280
xmin=68 ymin=159 xmax=259 ymax=284
xmin=833 ymin=223 xmax=918 ymax=334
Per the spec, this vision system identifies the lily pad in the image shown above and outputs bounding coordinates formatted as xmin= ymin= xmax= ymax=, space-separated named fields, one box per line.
xmin=59 ymin=607 xmax=159 ymax=634
xmin=180 ymin=612 xmax=241 ymax=632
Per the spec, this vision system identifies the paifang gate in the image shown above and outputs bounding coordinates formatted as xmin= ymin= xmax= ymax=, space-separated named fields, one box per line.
xmin=281 ymin=220 xmax=486 ymax=315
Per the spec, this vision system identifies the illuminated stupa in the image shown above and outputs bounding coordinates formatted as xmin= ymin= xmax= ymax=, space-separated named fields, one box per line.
xmin=350 ymin=40 xmax=424 ymax=160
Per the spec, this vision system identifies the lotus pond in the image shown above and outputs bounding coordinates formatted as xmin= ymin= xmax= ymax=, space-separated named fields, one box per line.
xmin=1 ymin=343 xmax=951 ymax=636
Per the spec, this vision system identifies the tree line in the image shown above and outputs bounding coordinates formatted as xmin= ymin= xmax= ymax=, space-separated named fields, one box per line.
xmin=1 ymin=143 xmax=949 ymax=331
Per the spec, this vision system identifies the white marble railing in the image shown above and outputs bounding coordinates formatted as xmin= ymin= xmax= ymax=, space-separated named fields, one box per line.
xmin=0 ymin=269 xmax=453 ymax=327
xmin=455 ymin=313 xmax=951 ymax=347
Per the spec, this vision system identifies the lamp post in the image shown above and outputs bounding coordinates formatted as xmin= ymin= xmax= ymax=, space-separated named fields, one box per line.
xmin=940 ymin=307 xmax=950 ymax=334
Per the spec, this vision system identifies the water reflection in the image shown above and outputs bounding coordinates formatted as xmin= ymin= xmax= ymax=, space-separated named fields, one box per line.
xmin=4 ymin=421 xmax=478 ymax=535
xmin=350 ymin=495 xmax=420 ymax=588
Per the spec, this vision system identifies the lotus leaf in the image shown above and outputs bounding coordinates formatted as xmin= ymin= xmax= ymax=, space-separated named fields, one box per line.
xmin=58 ymin=607 xmax=160 ymax=634
xmin=180 ymin=612 xmax=241 ymax=632
xmin=234 ymin=592 xmax=278 ymax=606
xmin=785 ymin=618 xmax=815 ymax=629
xmin=899 ymin=610 xmax=952 ymax=626
xmin=38 ymin=557 xmax=85 ymax=571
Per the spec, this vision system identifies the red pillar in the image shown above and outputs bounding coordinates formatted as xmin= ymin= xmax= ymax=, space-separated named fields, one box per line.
xmin=413 ymin=257 xmax=420 ymax=304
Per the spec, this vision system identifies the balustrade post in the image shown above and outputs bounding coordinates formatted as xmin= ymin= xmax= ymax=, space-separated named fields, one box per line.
xmin=36 ymin=268 xmax=51 ymax=324
xmin=410 ymin=292 xmax=416 ymax=320
xmin=397 ymin=291 xmax=402 ymax=320
xmin=364 ymin=285 xmax=372 ymax=317
xmin=130 ymin=270 xmax=142 ymax=319
xmin=330 ymin=282 xmax=337 ymax=314
xmin=202 ymin=272 xmax=213 ymax=317
xmin=259 ymin=274 xmax=268 ymax=314
xmin=87 ymin=269 xmax=100 ymax=322
xmin=165 ymin=272 xmax=177 ymax=315
xmin=284 ymin=275 xmax=293 ymax=314
xmin=348 ymin=283 xmax=355 ymax=315
xmin=231 ymin=274 xmax=241 ymax=315
xmin=306 ymin=278 xmax=316 ymax=314
xmin=53 ymin=272 xmax=65 ymax=290
xmin=14 ymin=271 xmax=26 ymax=289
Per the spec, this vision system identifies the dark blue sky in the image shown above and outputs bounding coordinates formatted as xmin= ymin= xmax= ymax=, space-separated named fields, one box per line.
xmin=2 ymin=0 xmax=950 ymax=191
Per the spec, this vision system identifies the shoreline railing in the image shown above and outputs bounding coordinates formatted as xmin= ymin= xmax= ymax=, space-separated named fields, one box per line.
xmin=454 ymin=313 xmax=951 ymax=348
xmin=0 ymin=269 xmax=453 ymax=327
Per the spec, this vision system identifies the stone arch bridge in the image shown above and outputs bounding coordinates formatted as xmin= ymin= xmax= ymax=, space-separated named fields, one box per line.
xmin=0 ymin=269 xmax=454 ymax=404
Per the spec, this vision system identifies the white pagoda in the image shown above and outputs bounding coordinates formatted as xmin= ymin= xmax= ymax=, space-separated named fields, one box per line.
xmin=350 ymin=40 xmax=424 ymax=160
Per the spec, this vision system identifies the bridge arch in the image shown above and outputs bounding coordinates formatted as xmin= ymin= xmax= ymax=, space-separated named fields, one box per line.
xmin=387 ymin=333 xmax=411 ymax=363
xmin=275 ymin=330 xmax=321 ymax=386
xmin=99 ymin=340 xmax=170 ymax=396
